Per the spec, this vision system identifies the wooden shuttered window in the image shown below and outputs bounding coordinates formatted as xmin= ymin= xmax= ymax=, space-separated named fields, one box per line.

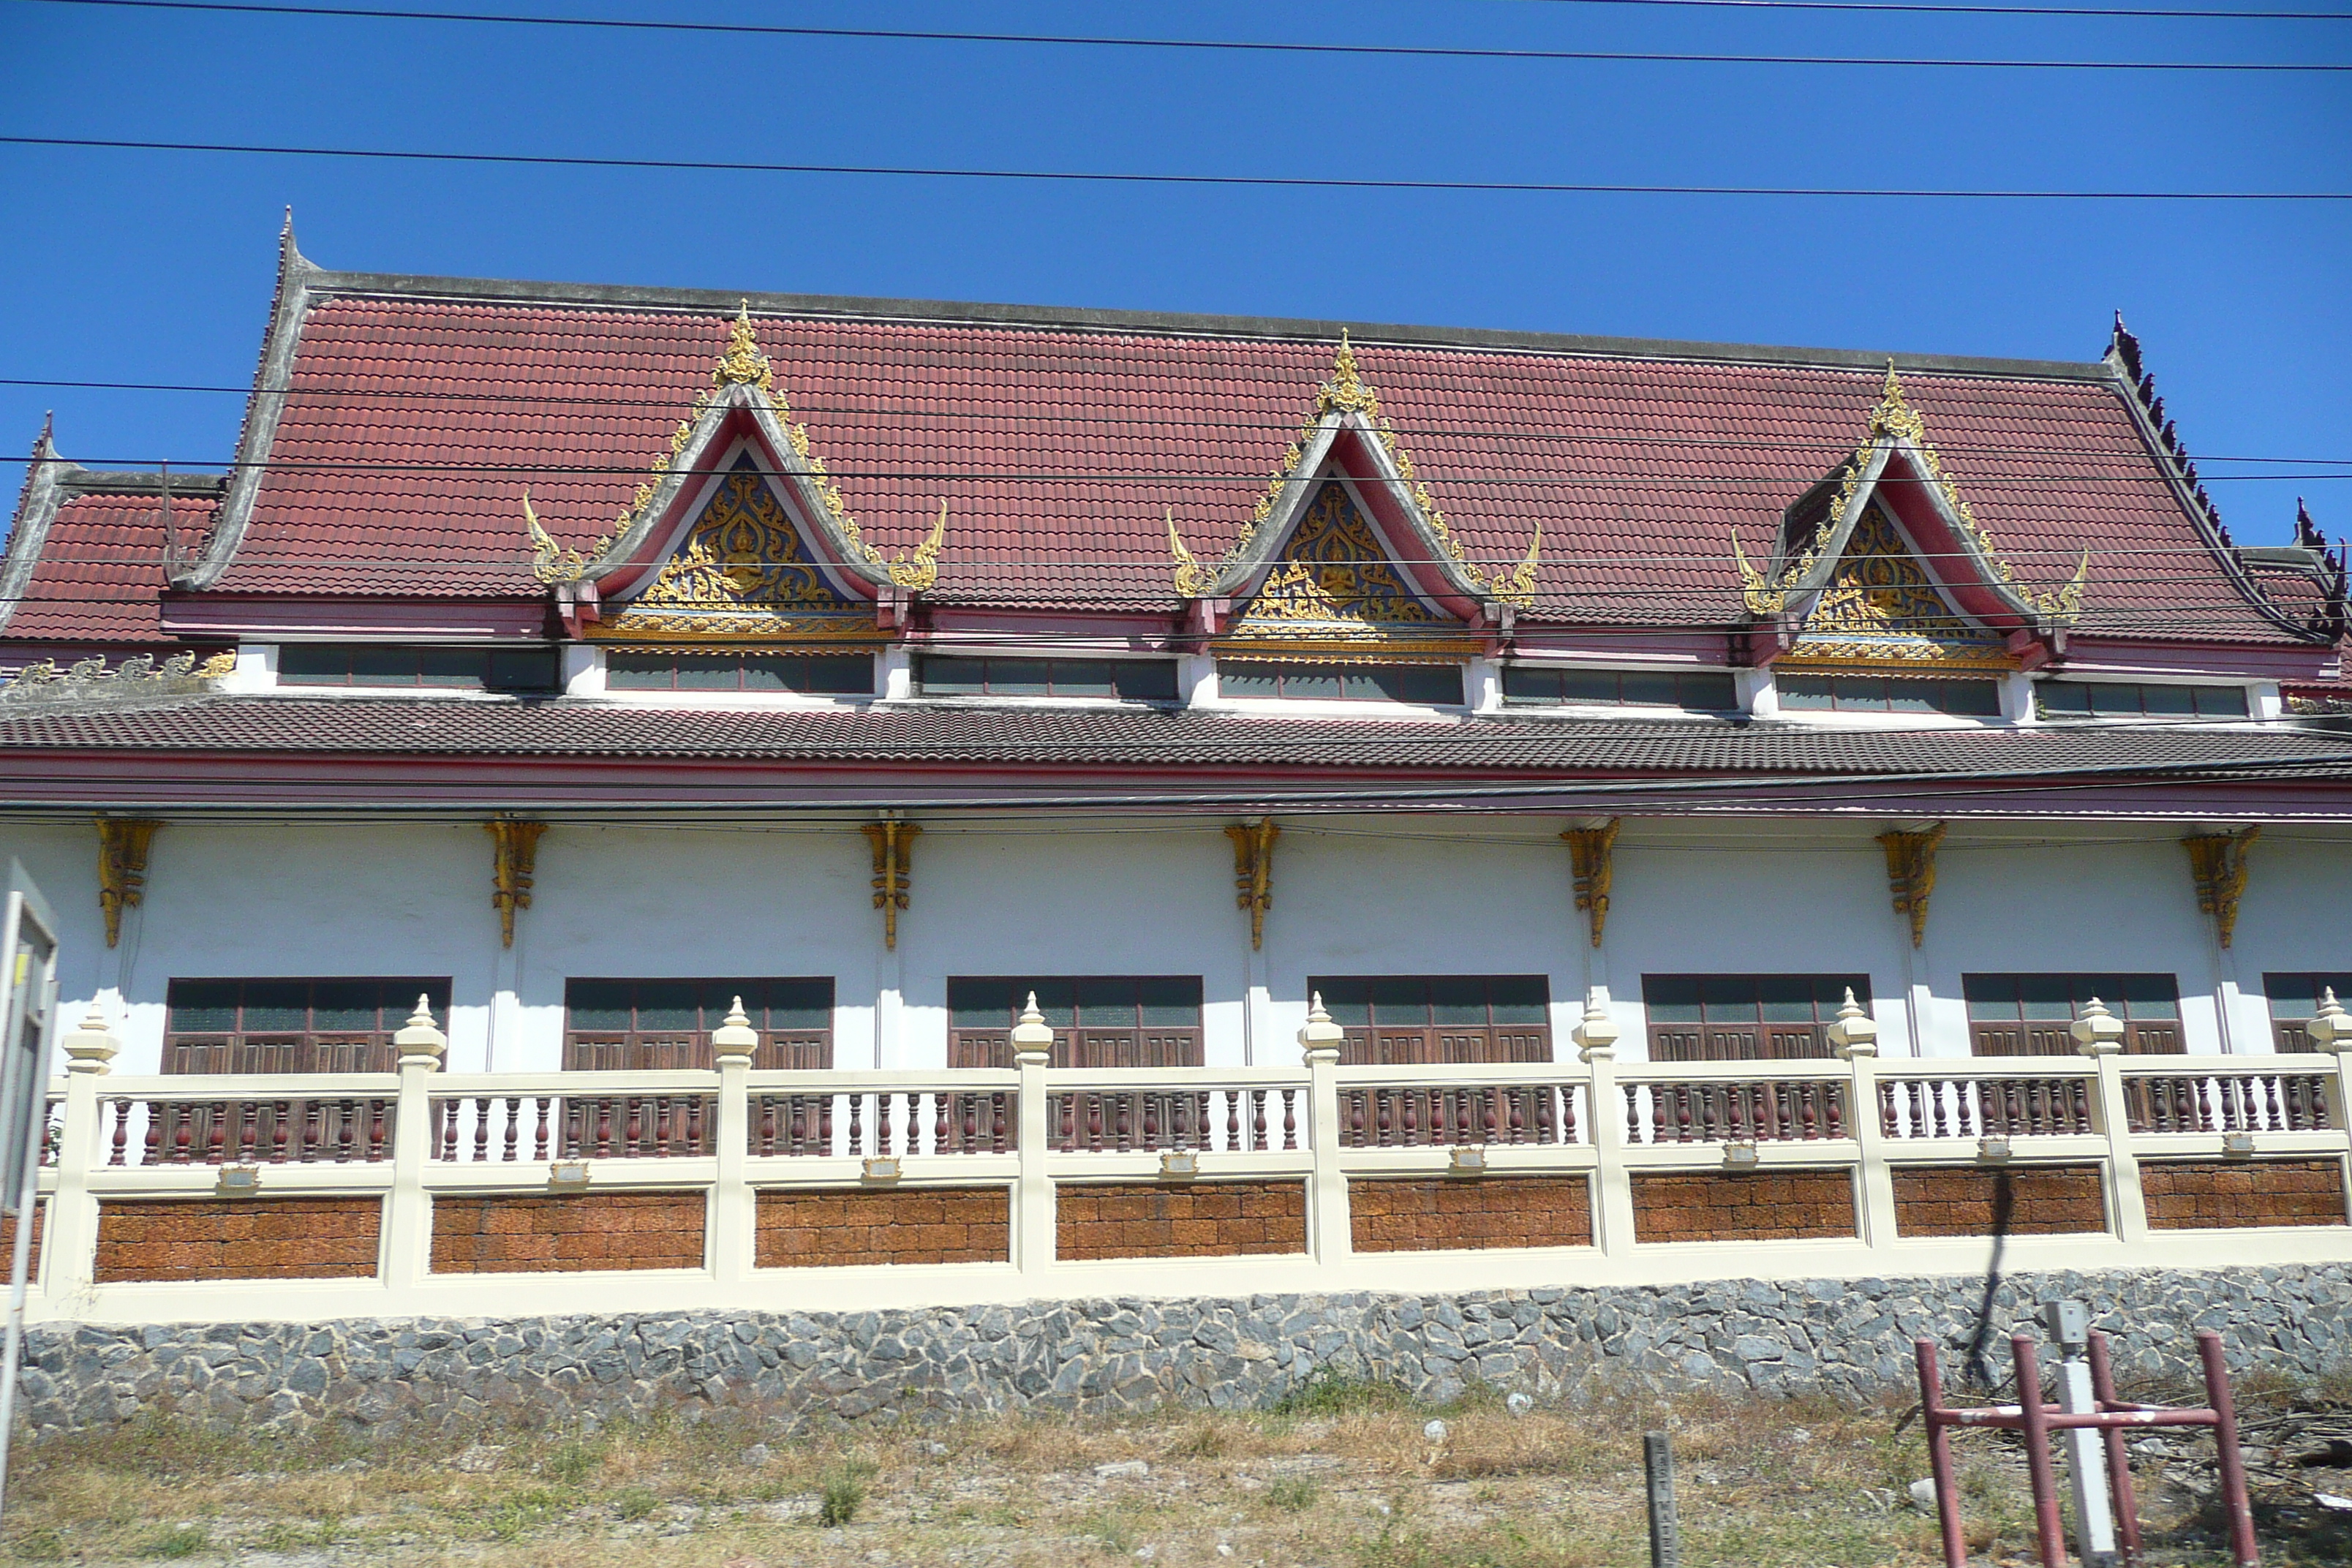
xmin=562 ymin=979 xmax=833 ymax=1070
xmin=1640 ymin=975 xmax=1866 ymax=1062
xmin=1961 ymin=973 xmax=2184 ymax=1056
xmin=946 ymin=977 xmax=1203 ymax=1068
xmin=2264 ymin=973 xmax=2352 ymax=1052
xmin=1310 ymin=976 xmax=1551 ymax=1066
xmin=162 ymin=979 xmax=451 ymax=1074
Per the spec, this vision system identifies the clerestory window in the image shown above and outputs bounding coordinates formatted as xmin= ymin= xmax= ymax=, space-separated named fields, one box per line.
xmin=2263 ymin=973 xmax=2352 ymax=1052
xmin=1640 ymin=975 xmax=1870 ymax=1062
xmin=946 ymin=976 xmax=1203 ymax=1068
xmin=1309 ymin=976 xmax=1551 ymax=1065
xmin=163 ymin=977 xmax=453 ymax=1074
xmin=1961 ymin=973 xmax=2183 ymax=1056
xmin=562 ymin=979 xmax=834 ymax=1069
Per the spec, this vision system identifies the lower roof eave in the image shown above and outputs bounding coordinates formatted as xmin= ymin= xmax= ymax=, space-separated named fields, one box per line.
xmin=0 ymin=749 xmax=2348 ymax=822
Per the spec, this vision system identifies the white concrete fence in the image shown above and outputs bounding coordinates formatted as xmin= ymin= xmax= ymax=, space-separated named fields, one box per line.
xmin=18 ymin=992 xmax=2352 ymax=1327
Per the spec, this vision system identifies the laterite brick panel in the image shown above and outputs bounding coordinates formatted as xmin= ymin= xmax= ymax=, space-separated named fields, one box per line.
xmin=755 ymin=1186 xmax=1009 ymax=1267
xmin=94 ymin=1197 xmax=380 ymax=1283
xmin=2140 ymin=1159 xmax=2349 ymax=1230
xmin=1056 ymin=1181 xmax=1305 ymax=1261
xmin=0 ymin=1199 xmax=44 ymax=1278
xmin=429 ymin=1191 xmax=706 ymax=1274
xmin=1629 ymin=1169 xmax=1857 ymax=1243
xmin=1892 ymin=1165 xmax=2109 ymax=1238
xmin=1349 ymin=1177 xmax=1592 ymax=1253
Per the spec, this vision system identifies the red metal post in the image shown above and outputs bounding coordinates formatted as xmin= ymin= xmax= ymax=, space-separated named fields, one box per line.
xmin=1914 ymin=1339 xmax=1969 ymax=1568
xmin=2010 ymin=1334 xmax=2071 ymax=1568
xmin=2197 ymin=1330 xmax=2260 ymax=1568
xmin=2087 ymin=1331 xmax=2144 ymax=1566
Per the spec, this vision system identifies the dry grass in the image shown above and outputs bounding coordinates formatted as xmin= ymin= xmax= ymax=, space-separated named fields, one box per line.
xmin=0 ymin=1374 xmax=2342 ymax=1567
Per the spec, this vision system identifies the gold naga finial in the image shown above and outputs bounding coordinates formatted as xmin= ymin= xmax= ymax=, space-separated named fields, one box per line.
xmin=1168 ymin=508 xmax=1219 ymax=598
xmin=1316 ymin=329 xmax=1379 ymax=417
xmin=1869 ymin=360 xmax=1926 ymax=443
xmin=883 ymin=500 xmax=948 ymax=591
xmin=1490 ymin=521 xmax=1541 ymax=608
xmin=715 ymin=299 xmax=772 ymax=388
xmin=523 ymin=488 xmax=590 ymax=585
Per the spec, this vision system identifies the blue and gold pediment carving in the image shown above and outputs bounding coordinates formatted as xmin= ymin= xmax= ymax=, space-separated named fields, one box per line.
xmin=593 ymin=459 xmax=880 ymax=643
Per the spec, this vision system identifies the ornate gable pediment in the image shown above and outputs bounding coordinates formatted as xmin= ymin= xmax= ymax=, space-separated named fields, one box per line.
xmin=1168 ymin=336 xmax=1538 ymax=641
xmin=524 ymin=304 xmax=943 ymax=638
xmin=1737 ymin=366 xmax=2088 ymax=669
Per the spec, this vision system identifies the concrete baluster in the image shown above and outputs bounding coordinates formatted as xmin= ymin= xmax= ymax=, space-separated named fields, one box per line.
xmin=1574 ymin=993 xmax=1635 ymax=1256
xmin=2072 ymin=998 xmax=2146 ymax=1243
xmin=383 ymin=995 xmax=445 ymax=1289
xmin=709 ymin=997 xmax=758 ymax=1284
xmin=1298 ymin=994 xmax=1352 ymax=1266
xmin=1829 ymin=988 xmax=1896 ymax=1250
xmin=43 ymin=1003 xmax=119 ymax=1297
xmin=1011 ymin=994 xmax=1055 ymax=1275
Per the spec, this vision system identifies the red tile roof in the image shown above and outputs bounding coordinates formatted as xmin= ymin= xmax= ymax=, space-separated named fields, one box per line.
xmin=202 ymin=284 xmax=2296 ymax=641
xmin=4 ymin=491 xmax=208 ymax=645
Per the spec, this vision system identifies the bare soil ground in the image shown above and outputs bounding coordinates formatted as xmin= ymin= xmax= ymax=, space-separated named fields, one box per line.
xmin=2 ymin=1371 xmax=2345 ymax=1567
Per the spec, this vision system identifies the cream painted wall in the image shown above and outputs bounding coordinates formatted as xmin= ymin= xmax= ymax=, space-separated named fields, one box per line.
xmin=3 ymin=815 xmax=2345 ymax=1073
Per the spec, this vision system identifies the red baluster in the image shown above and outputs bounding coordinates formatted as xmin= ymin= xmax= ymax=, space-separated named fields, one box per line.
xmin=904 ymin=1091 xmax=919 ymax=1156
xmin=337 ymin=1098 xmax=355 ymax=1163
xmin=503 ymin=1097 xmax=521 ymax=1161
xmin=109 ymin=1098 xmax=129 ymax=1166
xmin=1226 ymin=1090 xmax=1240 ymax=1154
xmin=1256 ymin=1089 xmax=1272 ymax=1152
xmin=1281 ymin=1089 xmax=1297 ymax=1150
xmin=992 ymin=1092 xmax=1009 ymax=1152
xmin=934 ymin=1092 xmax=949 ymax=1155
xmin=595 ymin=1096 xmax=614 ymax=1158
xmin=535 ymin=1097 xmax=551 ymax=1161
xmin=474 ymin=1097 xmax=491 ymax=1163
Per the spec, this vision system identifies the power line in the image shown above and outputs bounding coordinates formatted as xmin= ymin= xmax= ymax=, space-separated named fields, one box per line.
xmin=15 ymin=0 xmax=2350 ymax=71
xmin=5 ymin=379 xmax=2349 ymax=469
xmin=4 ymin=137 xmax=2343 ymax=201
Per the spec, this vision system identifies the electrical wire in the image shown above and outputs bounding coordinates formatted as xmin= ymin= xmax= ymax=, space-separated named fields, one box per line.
xmin=14 ymin=0 xmax=2352 ymax=70
xmin=1496 ymin=0 xmax=2352 ymax=21
xmin=4 ymin=137 xmax=2343 ymax=200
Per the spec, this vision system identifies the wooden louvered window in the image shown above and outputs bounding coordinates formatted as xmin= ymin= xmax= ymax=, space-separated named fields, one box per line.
xmin=1641 ymin=975 xmax=1869 ymax=1062
xmin=1962 ymin=973 xmax=2183 ymax=1056
xmin=947 ymin=977 xmax=1202 ymax=1068
xmin=2261 ymin=973 xmax=2352 ymax=1052
xmin=1311 ymin=976 xmax=1551 ymax=1066
xmin=163 ymin=978 xmax=451 ymax=1074
xmin=562 ymin=979 xmax=833 ymax=1070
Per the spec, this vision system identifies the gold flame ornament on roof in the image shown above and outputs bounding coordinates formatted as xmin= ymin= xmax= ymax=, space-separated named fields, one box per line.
xmin=1173 ymin=333 xmax=1539 ymax=609
xmin=1736 ymin=363 xmax=2088 ymax=622
xmin=524 ymin=304 xmax=946 ymax=592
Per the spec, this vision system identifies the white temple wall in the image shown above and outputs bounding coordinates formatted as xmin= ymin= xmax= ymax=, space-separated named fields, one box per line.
xmin=2 ymin=815 xmax=2345 ymax=1071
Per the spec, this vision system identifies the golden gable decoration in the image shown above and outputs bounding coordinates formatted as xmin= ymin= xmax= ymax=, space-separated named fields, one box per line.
xmin=1219 ymin=483 xmax=1469 ymax=656
xmin=527 ymin=303 xmax=944 ymax=592
xmin=1172 ymin=333 xmax=1538 ymax=609
xmin=593 ymin=466 xmax=879 ymax=642
xmin=1736 ymin=365 xmax=2087 ymax=622
xmin=1781 ymin=504 xmax=2010 ymax=670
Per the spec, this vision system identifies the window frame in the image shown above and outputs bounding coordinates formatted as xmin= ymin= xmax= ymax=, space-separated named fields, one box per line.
xmin=1501 ymin=665 xmax=1740 ymax=712
xmin=1775 ymin=672 xmax=2002 ymax=717
xmin=1215 ymin=660 xmax=1466 ymax=706
xmin=1307 ymin=975 xmax=1553 ymax=1066
xmin=946 ymin=976 xmax=1204 ymax=1068
xmin=604 ymin=649 xmax=874 ymax=696
xmin=2034 ymin=679 xmax=2250 ymax=721
xmin=2262 ymin=972 xmax=2352 ymax=1052
xmin=913 ymin=655 xmax=1179 ymax=702
xmin=1960 ymin=973 xmax=2185 ymax=1056
xmin=162 ymin=977 xmax=453 ymax=1074
xmin=560 ymin=978 xmax=835 ymax=1070
xmin=276 ymin=644 xmax=560 ymax=693
xmin=1639 ymin=974 xmax=1870 ymax=1062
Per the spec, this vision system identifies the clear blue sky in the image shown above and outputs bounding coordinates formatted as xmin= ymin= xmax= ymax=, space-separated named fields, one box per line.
xmin=2 ymin=0 xmax=2346 ymax=543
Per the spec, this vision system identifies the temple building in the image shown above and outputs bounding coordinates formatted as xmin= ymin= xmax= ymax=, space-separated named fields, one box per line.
xmin=1 ymin=223 xmax=2348 ymax=1082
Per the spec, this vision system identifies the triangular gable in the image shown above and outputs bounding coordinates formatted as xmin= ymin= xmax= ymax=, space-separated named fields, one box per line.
xmin=1737 ymin=367 xmax=2087 ymax=668
xmin=525 ymin=305 xmax=943 ymax=637
xmin=1783 ymin=501 xmax=2008 ymax=670
xmin=1169 ymin=336 xmax=1537 ymax=647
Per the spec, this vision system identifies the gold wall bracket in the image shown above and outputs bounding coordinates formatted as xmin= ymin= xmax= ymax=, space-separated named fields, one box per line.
xmin=1877 ymin=823 xmax=1947 ymax=949
xmin=2183 ymin=826 xmax=2260 ymax=949
xmin=485 ymin=818 xmax=549 ymax=949
xmin=1560 ymin=819 xmax=1621 ymax=947
xmin=861 ymin=816 xmax=919 ymax=950
xmin=1226 ymin=818 xmax=1279 ymax=951
xmin=94 ymin=816 xmax=162 ymax=948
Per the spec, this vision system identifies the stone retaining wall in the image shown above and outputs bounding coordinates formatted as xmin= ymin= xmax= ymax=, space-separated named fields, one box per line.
xmin=18 ymin=1264 xmax=2348 ymax=1438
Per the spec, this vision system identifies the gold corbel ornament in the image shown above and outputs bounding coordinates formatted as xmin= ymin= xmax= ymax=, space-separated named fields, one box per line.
xmin=1877 ymin=823 xmax=1947 ymax=949
xmin=861 ymin=816 xmax=919 ymax=950
xmin=484 ymin=817 xmax=548 ymax=949
xmin=1561 ymin=818 xmax=1620 ymax=947
xmin=2183 ymin=826 xmax=2259 ymax=948
xmin=1225 ymin=818 xmax=1278 ymax=951
xmin=94 ymin=816 xmax=162 ymax=948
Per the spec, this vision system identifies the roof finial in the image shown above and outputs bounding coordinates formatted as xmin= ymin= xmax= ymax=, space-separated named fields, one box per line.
xmin=2296 ymin=497 xmax=2324 ymax=551
xmin=715 ymin=299 xmax=772 ymax=388
xmin=1868 ymin=360 xmax=1924 ymax=442
xmin=1167 ymin=506 xmax=1215 ymax=597
xmin=1317 ymin=329 xmax=1377 ymax=416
